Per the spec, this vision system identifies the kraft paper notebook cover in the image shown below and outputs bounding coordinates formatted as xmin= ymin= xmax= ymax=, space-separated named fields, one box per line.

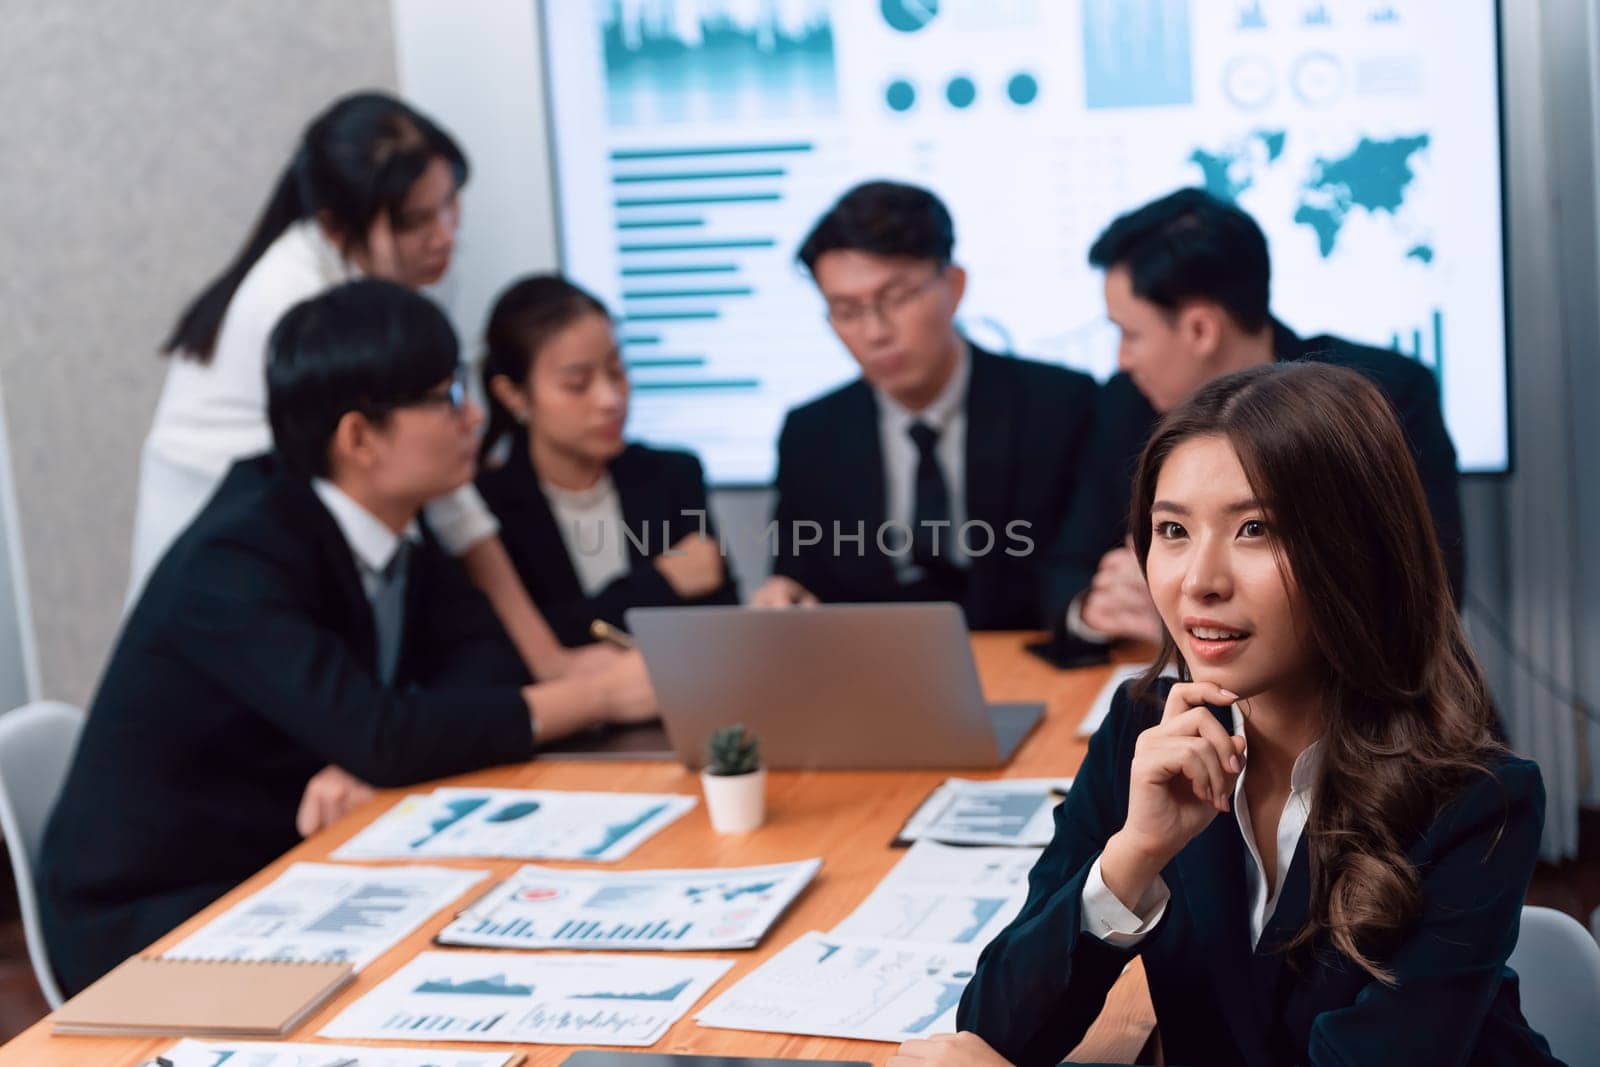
xmin=52 ymin=957 xmax=354 ymax=1037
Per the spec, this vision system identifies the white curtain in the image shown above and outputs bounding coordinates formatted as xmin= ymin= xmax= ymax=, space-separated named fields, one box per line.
xmin=1462 ymin=0 xmax=1600 ymax=861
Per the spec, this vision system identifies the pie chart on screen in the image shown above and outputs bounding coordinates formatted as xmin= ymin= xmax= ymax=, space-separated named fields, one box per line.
xmin=882 ymin=0 xmax=939 ymax=34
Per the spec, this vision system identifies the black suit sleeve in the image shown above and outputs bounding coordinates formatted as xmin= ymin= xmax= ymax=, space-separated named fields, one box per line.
xmin=769 ymin=412 xmax=814 ymax=589
xmin=669 ymin=451 xmax=740 ymax=606
xmin=1307 ymin=760 xmax=1545 ymax=1064
xmin=168 ymin=535 xmax=535 ymax=788
xmin=407 ymin=541 xmax=531 ymax=688
xmin=1389 ymin=369 xmax=1465 ymax=603
xmin=957 ymin=685 xmax=1151 ymax=1066
xmin=1040 ymin=377 xmax=1153 ymax=633
xmin=543 ymin=453 xmax=738 ymax=639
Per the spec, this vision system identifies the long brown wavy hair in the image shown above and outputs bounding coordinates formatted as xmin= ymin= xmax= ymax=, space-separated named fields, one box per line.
xmin=1129 ymin=361 xmax=1501 ymax=983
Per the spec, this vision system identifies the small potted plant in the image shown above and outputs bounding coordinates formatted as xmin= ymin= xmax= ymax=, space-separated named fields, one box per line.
xmin=701 ymin=724 xmax=765 ymax=833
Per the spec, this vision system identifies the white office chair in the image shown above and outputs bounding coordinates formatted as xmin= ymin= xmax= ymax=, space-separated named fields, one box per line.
xmin=0 ymin=700 xmax=85 ymax=1008
xmin=1508 ymin=904 xmax=1600 ymax=1066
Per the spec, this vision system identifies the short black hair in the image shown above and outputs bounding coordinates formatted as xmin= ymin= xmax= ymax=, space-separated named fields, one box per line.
xmin=1088 ymin=188 xmax=1272 ymax=332
xmin=797 ymin=180 xmax=955 ymax=273
xmin=267 ymin=279 xmax=459 ymax=477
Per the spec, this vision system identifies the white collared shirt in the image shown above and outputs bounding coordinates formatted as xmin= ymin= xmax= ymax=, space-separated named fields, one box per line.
xmin=311 ymin=479 xmax=421 ymax=601
xmin=131 ymin=220 xmax=497 ymax=601
xmin=874 ymin=342 xmax=972 ymax=582
xmin=542 ymin=473 xmax=629 ymax=597
xmin=1081 ymin=706 xmax=1324 ymax=950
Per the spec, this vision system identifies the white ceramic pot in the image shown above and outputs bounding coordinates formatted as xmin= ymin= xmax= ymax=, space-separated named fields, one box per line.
xmin=700 ymin=767 xmax=767 ymax=833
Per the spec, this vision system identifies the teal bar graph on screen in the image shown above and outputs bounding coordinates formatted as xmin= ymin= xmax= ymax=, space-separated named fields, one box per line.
xmin=1082 ymin=0 xmax=1194 ymax=109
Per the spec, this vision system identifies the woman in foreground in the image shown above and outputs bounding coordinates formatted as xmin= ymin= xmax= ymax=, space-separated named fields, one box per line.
xmin=896 ymin=362 xmax=1557 ymax=1066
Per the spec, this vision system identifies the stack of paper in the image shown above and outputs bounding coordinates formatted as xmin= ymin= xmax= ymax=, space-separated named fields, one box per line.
xmin=333 ymin=787 xmax=696 ymax=861
xmin=439 ymin=859 xmax=821 ymax=950
xmin=320 ymin=951 xmax=731 ymax=1046
xmin=164 ymin=863 xmax=486 ymax=969
xmin=896 ymin=778 xmax=1071 ymax=847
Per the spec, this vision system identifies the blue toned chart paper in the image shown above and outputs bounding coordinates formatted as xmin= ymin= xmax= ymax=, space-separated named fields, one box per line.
xmin=897 ymin=777 xmax=1072 ymax=846
xmin=332 ymin=788 xmax=697 ymax=862
xmin=539 ymin=0 xmax=1509 ymax=474
xmin=440 ymin=858 xmax=822 ymax=951
xmin=830 ymin=841 xmax=1038 ymax=947
xmin=163 ymin=863 xmax=487 ymax=970
xmin=694 ymin=932 xmax=979 ymax=1043
xmin=320 ymin=950 xmax=731 ymax=1046
xmin=160 ymin=1039 xmax=517 ymax=1067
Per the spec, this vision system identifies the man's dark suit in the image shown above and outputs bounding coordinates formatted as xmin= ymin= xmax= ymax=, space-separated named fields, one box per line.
xmin=1041 ymin=321 xmax=1465 ymax=634
xmin=39 ymin=455 xmax=535 ymax=995
xmin=769 ymin=343 xmax=1097 ymax=630
xmin=958 ymin=678 xmax=1556 ymax=1067
xmin=477 ymin=437 xmax=739 ymax=648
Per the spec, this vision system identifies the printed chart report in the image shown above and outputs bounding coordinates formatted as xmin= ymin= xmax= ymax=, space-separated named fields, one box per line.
xmin=830 ymin=841 xmax=1040 ymax=947
xmin=160 ymin=1040 xmax=519 ymax=1067
xmin=695 ymin=932 xmax=980 ymax=1043
xmin=163 ymin=863 xmax=487 ymax=970
xmin=896 ymin=777 xmax=1072 ymax=846
xmin=540 ymin=0 xmax=1508 ymax=478
xmin=439 ymin=858 xmax=822 ymax=950
xmin=320 ymin=950 xmax=732 ymax=1046
xmin=333 ymin=788 xmax=697 ymax=861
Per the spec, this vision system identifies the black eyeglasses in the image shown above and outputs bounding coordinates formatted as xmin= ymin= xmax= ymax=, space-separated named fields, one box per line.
xmin=364 ymin=368 xmax=469 ymax=421
xmin=400 ymin=368 xmax=469 ymax=413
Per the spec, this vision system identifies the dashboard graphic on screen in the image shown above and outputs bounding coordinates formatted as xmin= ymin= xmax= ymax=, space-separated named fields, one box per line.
xmin=541 ymin=0 xmax=1508 ymax=481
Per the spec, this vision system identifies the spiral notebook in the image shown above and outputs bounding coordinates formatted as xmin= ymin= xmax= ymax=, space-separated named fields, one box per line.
xmin=52 ymin=956 xmax=353 ymax=1037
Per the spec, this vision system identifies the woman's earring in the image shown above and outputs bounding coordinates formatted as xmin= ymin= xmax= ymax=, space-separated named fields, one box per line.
xmin=516 ymin=410 xmax=529 ymax=425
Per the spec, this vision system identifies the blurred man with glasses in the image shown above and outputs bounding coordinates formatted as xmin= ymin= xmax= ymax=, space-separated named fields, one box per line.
xmin=751 ymin=181 xmax=1097 ymax=628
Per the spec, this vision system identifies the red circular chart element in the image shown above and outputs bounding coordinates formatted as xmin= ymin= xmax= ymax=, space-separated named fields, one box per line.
xmin=512 ymin=886 xmax=565 ymax=904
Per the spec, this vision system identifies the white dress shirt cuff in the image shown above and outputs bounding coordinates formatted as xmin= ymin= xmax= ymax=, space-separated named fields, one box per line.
xmin=1080 ymin=855 xmax=1170 ymax=948
xmin=424 ymin=483 xmax=500 ymax=557
xmin=1065 ymin=592 xmax=1116 ymax=645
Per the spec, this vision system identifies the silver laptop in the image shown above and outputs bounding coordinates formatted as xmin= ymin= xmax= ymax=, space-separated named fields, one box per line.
xmin=623 ymin=602 xmax=1044 ymax=770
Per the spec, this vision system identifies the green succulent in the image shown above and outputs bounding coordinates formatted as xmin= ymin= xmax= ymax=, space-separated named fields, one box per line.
xmin=706 ymin=724 xmax=761 ymax=776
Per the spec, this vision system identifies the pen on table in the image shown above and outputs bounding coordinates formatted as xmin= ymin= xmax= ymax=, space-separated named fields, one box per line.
xmin=589 ymin=619 xmax=635 ymax=650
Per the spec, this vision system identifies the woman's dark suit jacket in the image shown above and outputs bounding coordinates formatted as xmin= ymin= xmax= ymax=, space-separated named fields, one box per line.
xmin=957 ymin=678 xmax=1559 ymax=1067
xmin=477 ymin=436 xmax=738 ymax=648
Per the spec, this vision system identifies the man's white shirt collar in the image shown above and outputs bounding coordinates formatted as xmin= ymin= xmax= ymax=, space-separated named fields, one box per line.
xmin=312 ymin=479 xmax=420 ymax=576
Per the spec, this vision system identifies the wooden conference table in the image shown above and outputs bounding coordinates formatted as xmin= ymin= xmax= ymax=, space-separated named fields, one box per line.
xmin=0 ymin=632 xmax=1156 ymax=1066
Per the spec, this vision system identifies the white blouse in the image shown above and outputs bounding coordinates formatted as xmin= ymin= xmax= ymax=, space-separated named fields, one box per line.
xmin=129 ymin=221 xmax=495 ymax=599
xmin=542 ymin=474 xmax=629 ymax=596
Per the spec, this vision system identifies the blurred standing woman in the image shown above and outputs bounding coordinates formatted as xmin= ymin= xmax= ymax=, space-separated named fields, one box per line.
xmin=132 ymin=92 xmax=600 ymax=679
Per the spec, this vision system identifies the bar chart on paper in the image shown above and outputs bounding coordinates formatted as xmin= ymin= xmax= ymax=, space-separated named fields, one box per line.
xmin=830 ymin=842 xmax=1037 ymax=948
xmin=897 ymin=778 xmax=1070 ymax=846
xmin=695 ymin=932 xmax=979 ymax=1043
xmin=322 ymin=952 xmax=732 ymax=1046
xmin=440 ymin=860 xmax=821 ymax=951
xmin=164 ymin=864 xmax=487 ymax=969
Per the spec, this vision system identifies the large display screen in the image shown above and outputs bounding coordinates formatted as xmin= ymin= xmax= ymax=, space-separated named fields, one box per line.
xmin=541 ymin=0 xmax=1509 ymax=481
